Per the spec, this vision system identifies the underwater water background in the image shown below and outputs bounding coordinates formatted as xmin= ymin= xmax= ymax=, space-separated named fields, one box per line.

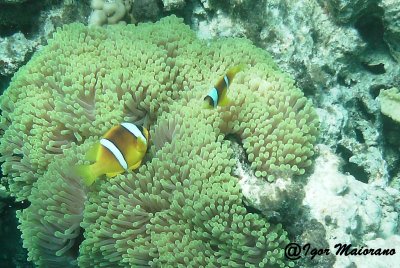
xmin=0 ymin=1 xmax=399 ymax=268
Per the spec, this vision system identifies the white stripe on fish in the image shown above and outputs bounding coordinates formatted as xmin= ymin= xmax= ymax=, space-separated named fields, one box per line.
xmin=100 ymin=138 xmax=128 ymax=169
xmin=121 ymin=122 xmax=147 ymax=144
xmin=208 ymin=87 xmax=219 ymax=107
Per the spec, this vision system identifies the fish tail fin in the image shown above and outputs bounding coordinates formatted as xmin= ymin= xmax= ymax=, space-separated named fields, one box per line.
xmin=74 ymin=164 xmax=97 ymax=186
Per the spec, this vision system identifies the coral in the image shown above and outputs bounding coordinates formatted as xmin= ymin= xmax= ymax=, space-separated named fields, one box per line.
xmin=88 ymin=0 xmax=163 ymax=25
xmin=1 ymin=16 xmax=318 ymax=266
xmin=379 ymin=87 xmax=400 ymax=124
xmin=88 ymin=0 xmax=132 ymax=26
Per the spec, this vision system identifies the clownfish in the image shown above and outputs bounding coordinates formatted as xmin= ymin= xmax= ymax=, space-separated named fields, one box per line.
xmin=203 ymin=64 xmax=245 ymax=109
xmin=74 ymin=122 xmax=149 ymax=186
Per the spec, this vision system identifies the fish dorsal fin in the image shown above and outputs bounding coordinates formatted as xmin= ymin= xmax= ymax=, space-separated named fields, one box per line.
xmin=85 ymin=142 xmax=101 ymax=161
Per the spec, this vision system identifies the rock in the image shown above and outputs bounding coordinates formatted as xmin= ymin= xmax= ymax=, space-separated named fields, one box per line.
xmin=194 ymin=8 xmax=246 ymax=39
xmin=381 ymin=0 xmax=400 ymax=62
xmin=162 ymin=0 xmax=186 ymax=11
xmin=304 ymin=145 xmax=400 ymax=268
xmin=0 ymin=32 xmax=37 ymax=76
xmin=0 ymin=0 xmax=28 ymax=3
xmin=317 ymin=0 xmax=374 ymax=24
xmin=131 ymin=0 xmax=161 ymax=22
xmin=0 ymin=0 xmax=90 ymax=84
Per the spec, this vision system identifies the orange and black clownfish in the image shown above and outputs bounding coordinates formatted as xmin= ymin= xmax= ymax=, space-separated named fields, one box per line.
xmin=74 ymin=122 xmax=149 ymax=186
xmin=203 ymin=64 xmax=245 ymax=109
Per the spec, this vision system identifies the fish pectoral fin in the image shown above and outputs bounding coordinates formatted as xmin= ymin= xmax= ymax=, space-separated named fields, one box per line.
xmin=136 ymin=138 xmax=148 ymax=151
xmin=105 ymin=171 xmax=121 ymax=178
xmin=218 ymin=88 xmax=231 ymax=107
xmin=203 ymin=101 xmax=212 ymax=109
xmin=129 ymin=160 xmax=142 ymax=171
xmin=219 ymin=96 xmax=231 ymax=107
xmin=85 ymin=142 xmax=100 ymax=161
